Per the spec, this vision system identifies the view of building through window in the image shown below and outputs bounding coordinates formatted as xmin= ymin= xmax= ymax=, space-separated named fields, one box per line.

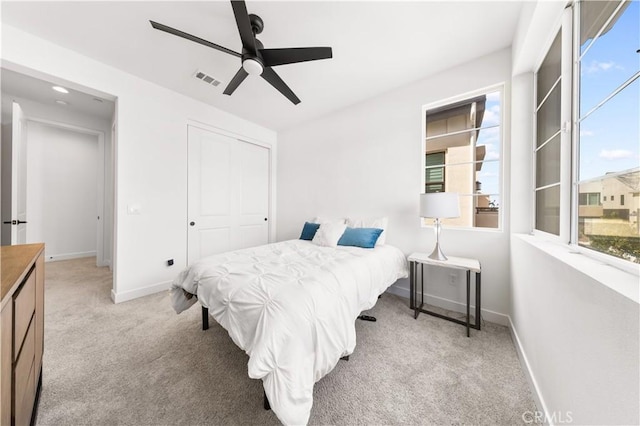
xmin=424 ymin=90 xmax=501 ymax=229
xmin=577 ymin=0 xmax=639 ymax=263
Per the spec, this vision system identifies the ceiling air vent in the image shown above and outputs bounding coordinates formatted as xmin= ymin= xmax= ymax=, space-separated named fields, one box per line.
xmin=194 ymin=70 xmax=222 ymax=87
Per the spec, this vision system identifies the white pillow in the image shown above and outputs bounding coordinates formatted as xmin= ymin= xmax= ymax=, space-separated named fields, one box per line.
xmin=314 ymin=216 xmax=346 ymax=225
xmin=312 ymin=222 xmax=347 ymax=248
xmin=345 ymin=217 xmax=388 ymax=245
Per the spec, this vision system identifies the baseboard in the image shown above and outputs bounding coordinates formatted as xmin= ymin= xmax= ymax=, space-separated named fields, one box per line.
xmin=44 ymin=251 xmax=96 ymax=262
xmin=508 ymin=317 xmax=551 ymax=425
xmin=111 ymin=280 xmax=171 ymax=304
xmin=385 ymin=283 xmax=509 ymax=326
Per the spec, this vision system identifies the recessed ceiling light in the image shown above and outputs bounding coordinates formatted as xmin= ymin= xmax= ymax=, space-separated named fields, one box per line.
xmin=52 ymin=86 xmax=69 ymax=94
xmin=55 ymin=100 xmax=68 ymax=105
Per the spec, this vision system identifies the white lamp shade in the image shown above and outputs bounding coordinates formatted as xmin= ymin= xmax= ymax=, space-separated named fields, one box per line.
xmin=420 ymin=192 xmax=460 ymax=218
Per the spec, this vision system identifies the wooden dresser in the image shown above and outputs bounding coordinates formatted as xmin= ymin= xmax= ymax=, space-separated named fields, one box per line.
xmin=0 ymin=244 xmax=45 ymax=426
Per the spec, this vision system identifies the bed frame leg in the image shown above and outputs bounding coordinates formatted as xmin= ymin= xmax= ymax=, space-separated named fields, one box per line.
xmin=263 ymin=389 xmax=271 ymax=411
xmin=202 ymin=306 xmax=209 ymax=330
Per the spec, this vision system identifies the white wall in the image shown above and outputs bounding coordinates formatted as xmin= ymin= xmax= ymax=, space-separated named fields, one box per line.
xmin=508 ymin=2 xmax=640 ymax=424
xmin=277 ymin=48 xmax=512 ymax=324
xmin=26 ymin=121 xmax=98 ymax=260
xmin=1 ymin=25 xmax=277 ymax=302
xmin=510 ymin=236 xmax=639 ymax=425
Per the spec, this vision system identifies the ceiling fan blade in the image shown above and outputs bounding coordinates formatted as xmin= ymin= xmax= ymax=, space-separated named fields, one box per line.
xmin=261 ymin=67 xmax=301 ymax=105
xmin=223 ymin=67 xmax=249 ymax=95
xmin=150 ymin=21 xmax=241 ymax=58
xmin=230 ymin=1 xmax=256 ymax=53
xmin=260 ymin=47 xmax=333 ymax=67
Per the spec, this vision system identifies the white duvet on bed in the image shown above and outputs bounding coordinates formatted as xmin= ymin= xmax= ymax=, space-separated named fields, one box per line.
xmin=170 ymin=239 xmax=408 ymax=425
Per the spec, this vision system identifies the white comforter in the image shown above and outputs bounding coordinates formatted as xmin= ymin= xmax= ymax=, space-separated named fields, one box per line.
xmin=170 ymin=239 xmax=408 ymax=425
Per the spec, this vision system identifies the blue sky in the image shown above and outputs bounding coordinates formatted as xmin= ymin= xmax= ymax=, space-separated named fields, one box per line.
xmin=579 ymin=0 xmax=639 ymax=181
xmin=476 ymin=91 xmax=501 ymax=203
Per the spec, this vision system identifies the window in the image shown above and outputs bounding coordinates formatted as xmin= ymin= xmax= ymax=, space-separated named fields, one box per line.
xmin=579 ymin=192 xmax=601 ymax=206
xmin=534 ymin=0 xmax=639 ymax=265
xmin=423 ymin=88 xmax=502 ymax=229
xmin=425 ymin=152 xmax=445 ymax=193
xmin=534 ymin=30 xmax=563 ymax=236
xmin=575 ymin=0 xmax=639 ymax=263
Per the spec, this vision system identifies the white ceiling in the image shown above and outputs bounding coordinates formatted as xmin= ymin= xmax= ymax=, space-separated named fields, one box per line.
xmin=1 ymin=1 xmax=524 ymax=131
xmin=1 ymin=68 xmax=116 ymax=124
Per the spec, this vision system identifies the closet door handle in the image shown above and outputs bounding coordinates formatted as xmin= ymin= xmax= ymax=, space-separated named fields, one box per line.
xmin=190 ymin=221 xmax=196 ymax=227
xmin=17 ymin=220 xmax=27 ymax=224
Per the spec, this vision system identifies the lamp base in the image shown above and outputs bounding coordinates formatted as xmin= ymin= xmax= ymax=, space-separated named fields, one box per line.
xmin=428 ymin=243 xmax=448 ymax=261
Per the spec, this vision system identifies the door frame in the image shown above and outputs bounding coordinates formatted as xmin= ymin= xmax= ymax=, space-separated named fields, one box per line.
xmin=186 ymin=119 xmax=276 ymax=263
xmin=25 ymin=117 xmax=107 ymax=266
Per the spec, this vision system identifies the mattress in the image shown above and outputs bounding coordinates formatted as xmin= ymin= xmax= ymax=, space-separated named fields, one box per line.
xmin=170 ymin=239 xmax=408 ymax=425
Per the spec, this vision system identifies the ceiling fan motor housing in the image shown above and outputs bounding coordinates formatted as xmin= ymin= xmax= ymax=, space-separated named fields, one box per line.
xmin=242 ymin=37 xmax=264 ymax=75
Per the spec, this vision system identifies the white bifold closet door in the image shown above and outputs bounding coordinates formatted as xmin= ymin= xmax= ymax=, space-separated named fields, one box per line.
xmin=187 ymin=125 xmax=270 ymax=264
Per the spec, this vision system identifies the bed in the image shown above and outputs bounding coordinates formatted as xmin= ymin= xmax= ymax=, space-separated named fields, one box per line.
xmin=170 ymin=239 xmax=408 ymax=425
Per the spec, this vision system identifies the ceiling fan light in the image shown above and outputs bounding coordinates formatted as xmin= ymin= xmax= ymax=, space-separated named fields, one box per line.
xmin=242 ymin=58 xmax=263 ymax=76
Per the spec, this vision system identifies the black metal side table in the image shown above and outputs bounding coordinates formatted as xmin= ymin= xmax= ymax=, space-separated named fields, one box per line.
xmin=408 ymin=253 xmax=481 ymax=337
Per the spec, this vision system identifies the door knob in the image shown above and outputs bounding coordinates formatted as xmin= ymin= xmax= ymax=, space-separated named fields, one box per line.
xmin=264 ymin=218 xmax=268 ymax=221
xmin=190 ymin=221 xmax=195 ymax=226
xmin=17 ymin=220 xmax=27 ymax=224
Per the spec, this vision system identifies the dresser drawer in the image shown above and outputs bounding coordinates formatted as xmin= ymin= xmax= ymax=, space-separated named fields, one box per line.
xmin=14 ymin=319 xmax=35 ymax=407
xmin=13 ymin=268 xmax=36 ymax=359
xmin=14 ymin=357 xmax=35 ymax=426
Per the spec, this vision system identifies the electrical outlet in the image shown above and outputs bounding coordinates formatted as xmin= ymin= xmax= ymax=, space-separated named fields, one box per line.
xmin=449 ymin=273 xmax=456 ymax=285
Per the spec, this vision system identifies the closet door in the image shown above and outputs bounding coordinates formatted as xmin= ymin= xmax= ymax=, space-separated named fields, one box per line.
xmin=238 ymin=141 xmax=270 ymax=249
xmin=187 ymin=125 xmax=270 ymax=264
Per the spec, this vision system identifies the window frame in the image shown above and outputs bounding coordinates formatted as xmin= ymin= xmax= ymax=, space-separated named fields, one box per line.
xmin=421 ymin=83 xmax=505 ymax=231
xmin=532 ymin=7 xmax=574 ymax=243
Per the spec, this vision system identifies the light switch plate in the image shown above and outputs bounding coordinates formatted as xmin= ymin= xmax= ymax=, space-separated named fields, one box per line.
xmin=127 ymin=204 xmax=141 ymax=215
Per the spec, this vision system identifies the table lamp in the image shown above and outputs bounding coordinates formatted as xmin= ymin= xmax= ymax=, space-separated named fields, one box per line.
xmin=420 ymin=192 xmax=460 ymax=261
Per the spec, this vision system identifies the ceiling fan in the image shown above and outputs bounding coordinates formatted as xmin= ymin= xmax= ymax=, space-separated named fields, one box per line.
xmin=150 ymin=0 xmax=333 ymax=105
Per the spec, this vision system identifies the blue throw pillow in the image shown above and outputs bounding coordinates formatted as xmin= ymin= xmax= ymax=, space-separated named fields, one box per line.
xmin=300 ymin=222 xmax=321 ymax=240
xmin=337 ymin=227 xmax=384 ymax=249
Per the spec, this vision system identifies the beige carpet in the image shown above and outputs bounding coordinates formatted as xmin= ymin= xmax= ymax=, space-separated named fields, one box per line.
xmin=36 ymin=257 xmax=535 ymax=425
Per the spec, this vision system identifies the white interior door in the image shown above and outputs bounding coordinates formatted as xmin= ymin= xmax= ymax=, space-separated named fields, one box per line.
xmin=188 ymin=126 xmax=233 ymax=262
xmin=238 ymin=141 xmax=269 ymax=248
xmin=187 ymin=125 xmax=270 ymax=264
xmin=10 ymin=101 xmax=27 ymax=245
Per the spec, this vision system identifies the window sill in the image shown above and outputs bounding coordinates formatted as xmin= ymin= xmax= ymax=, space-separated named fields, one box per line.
xmin=513 ymin=233 xmax=639 ymax=304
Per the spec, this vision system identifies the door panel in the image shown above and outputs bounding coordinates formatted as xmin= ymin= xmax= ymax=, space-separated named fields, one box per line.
xmin=238 ymin=224 xmax=268 ymax=249
xmin=200 ymin=141 xmax=231 ymax=217
xmin=199 ymin=228 xmax=230 ymax=259
xmin=238 ymin=142 xmax=269 ymax=246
